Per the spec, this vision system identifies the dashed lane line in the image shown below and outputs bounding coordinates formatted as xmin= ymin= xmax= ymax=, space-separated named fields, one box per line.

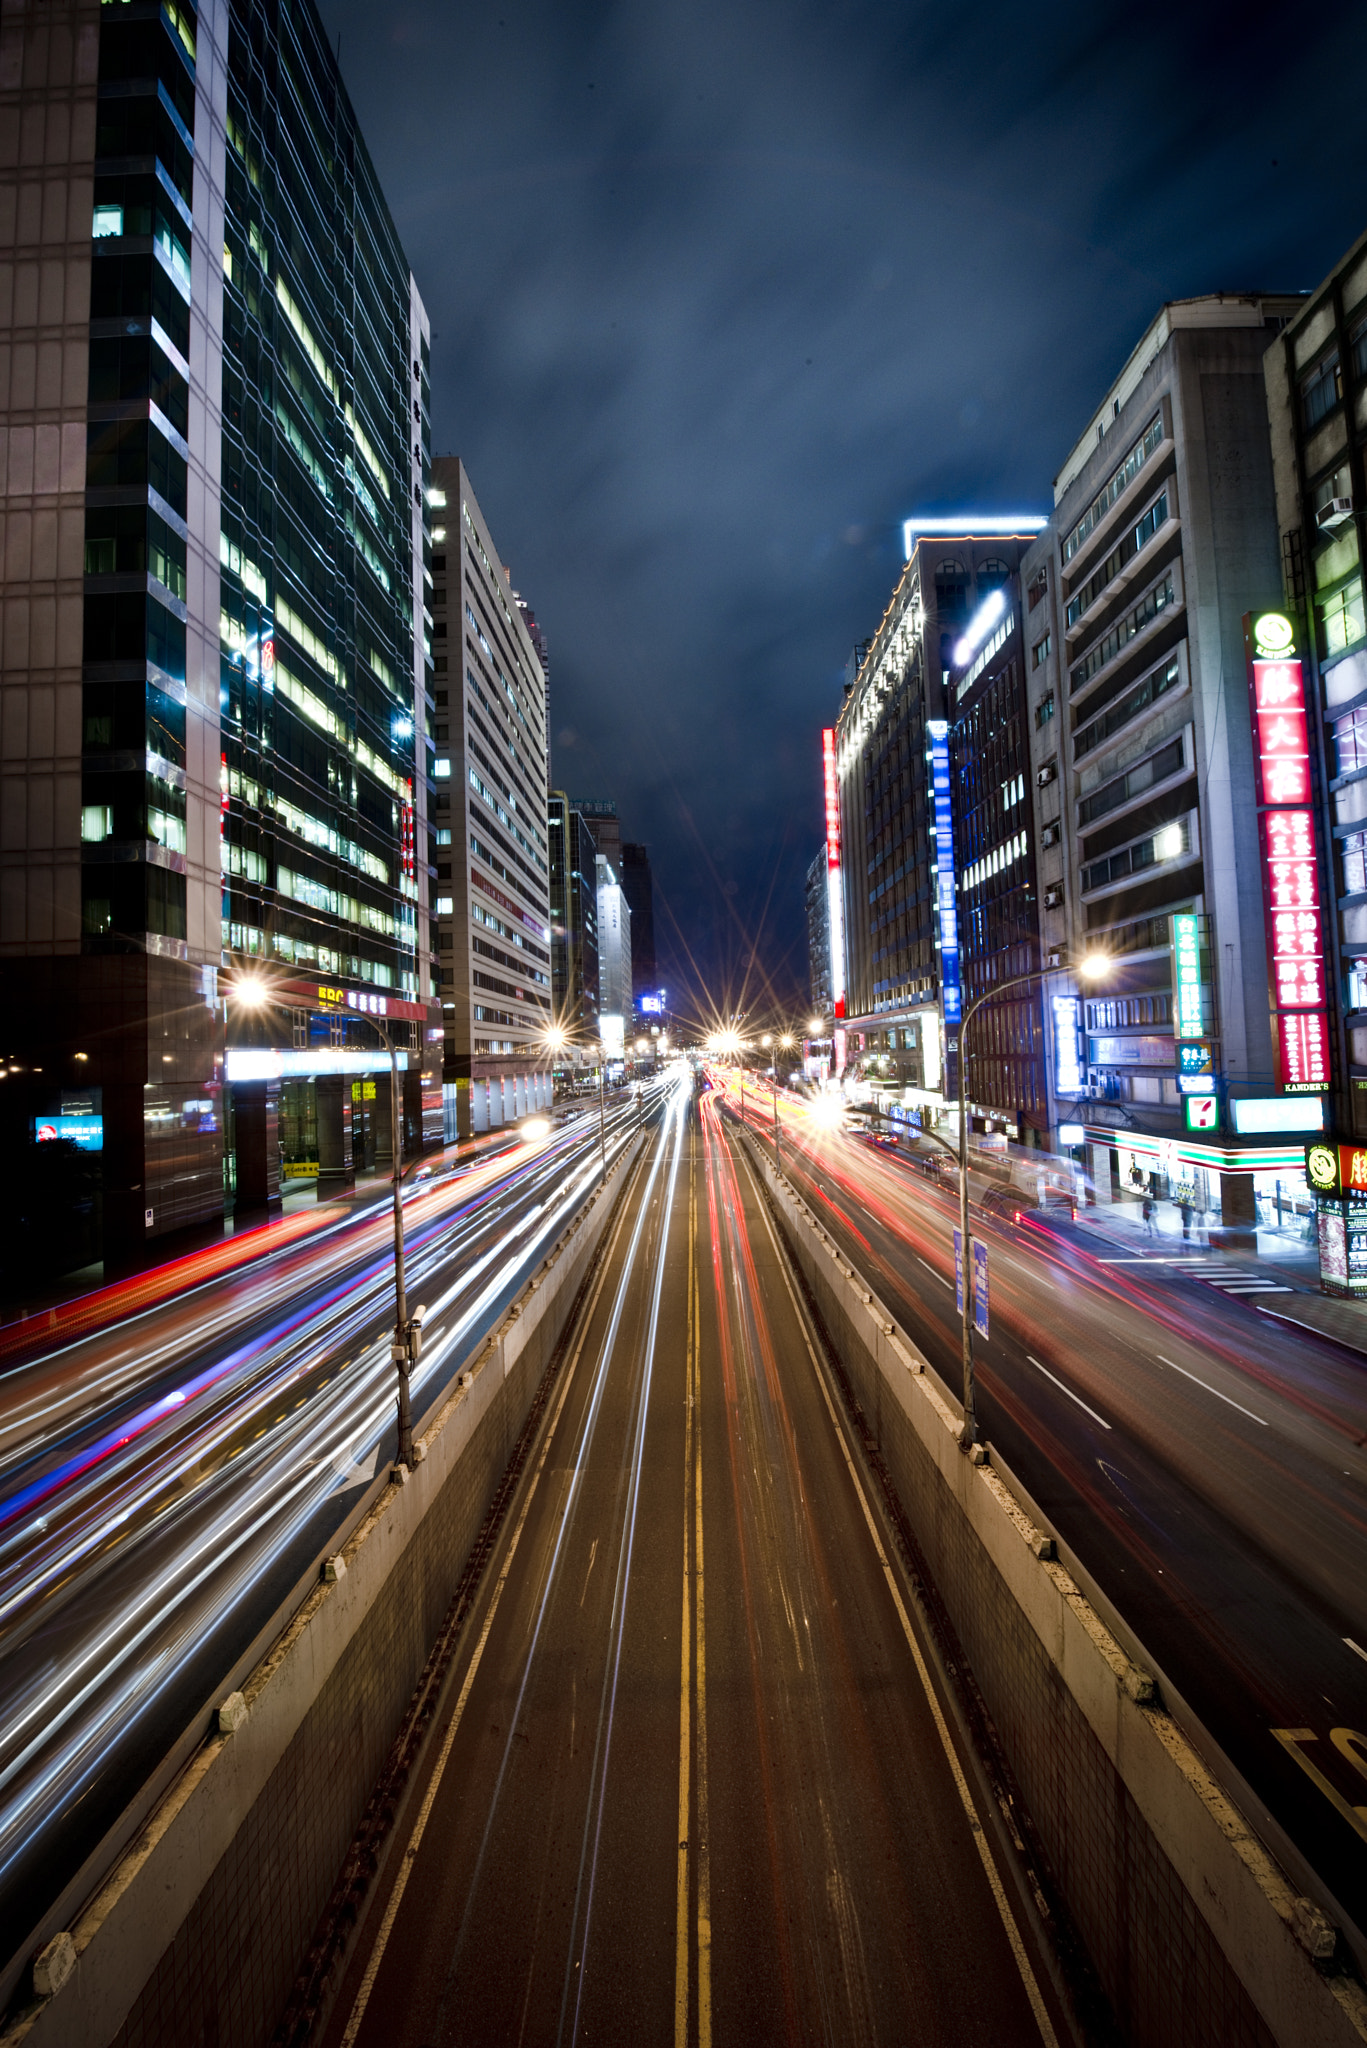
xmin=1154 ymin=1356 xmax=1267 ymax=1427
xmin=1025 ymin=1356 xmax=1112 ymax=1432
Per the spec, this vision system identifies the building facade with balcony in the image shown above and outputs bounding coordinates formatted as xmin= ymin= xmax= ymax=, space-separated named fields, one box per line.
xmin=430 ymin=456 xmax=551 ymax=1135
xmin=1023 ymin=294 xmax=1307 ymax=1227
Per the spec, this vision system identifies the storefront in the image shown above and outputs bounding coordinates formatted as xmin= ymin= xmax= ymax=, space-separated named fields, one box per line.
xmin=1086 ymin=1126 xmax=1313 ymax=1241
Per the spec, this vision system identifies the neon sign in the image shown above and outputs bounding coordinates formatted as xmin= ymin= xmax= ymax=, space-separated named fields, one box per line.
xmin=928 ymin=721 xmax=961 ymax=1024
xmin=823 ymin=728 xmax=846 ymax=1021
xmin=1245 ymin=614 xmax=1329 ymax=1094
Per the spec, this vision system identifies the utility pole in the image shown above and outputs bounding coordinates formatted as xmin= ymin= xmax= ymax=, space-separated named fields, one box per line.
xmin=598 ymin=1054 xmax=607 ymax=1180
xmin=229 ymin=978 xmax=423 ymax=1472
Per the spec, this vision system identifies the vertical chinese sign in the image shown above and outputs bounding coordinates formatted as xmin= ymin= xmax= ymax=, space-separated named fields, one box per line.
xmin=1245 ymin=612 xmax=1330 ymax=1096
xmin=927 ymin=720 xmax=961 ymax=1025
xmin=822 ymin=730 xmax=848 ymax=1078
xmin=822 ymin=729 xmax=847 ymax=1049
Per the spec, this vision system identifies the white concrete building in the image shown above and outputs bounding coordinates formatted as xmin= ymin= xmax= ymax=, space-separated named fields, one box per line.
xmin=429 ymin=458 xmax=552 ymax=1133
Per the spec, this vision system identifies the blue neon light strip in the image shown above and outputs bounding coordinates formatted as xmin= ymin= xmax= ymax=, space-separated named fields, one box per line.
xmin=929 ymin=724 xmax=961 ymax=1024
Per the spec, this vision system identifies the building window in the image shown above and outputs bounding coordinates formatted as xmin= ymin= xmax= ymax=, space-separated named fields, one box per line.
xmin=434 ymin=757 xmax=451 ymax=778
xmin=435 ymin=895 xmax=453 ymax=914
xmin=1337 ymin=706 xmax=1367 ymax=776
xmin=1034 ymin=691 xmax=1055 ymax=728
xmin=1301 ymin=350 xmax=1343 ymax=431
xmin=1032 ymin=634 xmax=1051 ymax=669
xmin=1082 ymin=818 xmax=1190 ymax=895
xmin=1063 ymin=413 xmax=1164 ymax=563
xmin=1027 ymin=568 xmax=1047 ymax=611
xmin=1320 ymin=577 xmax=1366 ymax=660
xmin=1351 ymin=316 xmax=1367 ymax=384
xmin=1343 ymin=831 xmax=1367 ymax=895
xmin=1077 ymin=735 xmax=1184 ymax=826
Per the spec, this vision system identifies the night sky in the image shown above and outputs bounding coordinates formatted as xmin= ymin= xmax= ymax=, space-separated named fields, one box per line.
xmin=316 ymin=0 xmax=1367 ymax=1023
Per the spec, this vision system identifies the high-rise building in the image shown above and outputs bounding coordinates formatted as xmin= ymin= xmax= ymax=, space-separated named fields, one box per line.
xmin=1264 ymin=232 xmax=1367 ymax=1148
xmin=619 ymin=841 xmax=656 ymax=999
xmin=548 ymin=791 xmax=599 ymax=1041
xmin=430 ymin=456 xmax=551 ymax=1134
xmin=0 ymin=0 xmax=438 ymax=1278
xmin=948 ymin=572 xmax=1048 ymax=1140
xmin=833 ymin=523 xmax=1044 ymax=1111
xmin=805 ymin=846 xmax=831 ymax=1015
xmin=569 ymin=796 xmax=620 ymax=878
xmin=595 ymin=854 xmax=632 ymax=1042
xmin=1023 ymin=293 xmax=1305 ymax=1229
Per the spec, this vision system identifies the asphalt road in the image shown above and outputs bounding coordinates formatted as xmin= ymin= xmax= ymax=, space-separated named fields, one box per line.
xmin=323 ymin=1086 xmax=1061 ymax=2048
xmin=0 ymin=1089 xmax=647 ymax=1997
xmin=733 ymin=1083 xmax=1367 ymax=1964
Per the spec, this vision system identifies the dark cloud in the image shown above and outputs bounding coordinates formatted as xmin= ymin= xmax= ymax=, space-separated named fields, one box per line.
xmin=318 ymin=0 xmax=1367 ymax=1018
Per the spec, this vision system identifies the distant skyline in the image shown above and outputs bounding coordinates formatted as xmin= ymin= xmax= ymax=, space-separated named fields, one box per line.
xmin=318 ymin=0 xmax=1367 ymax=1014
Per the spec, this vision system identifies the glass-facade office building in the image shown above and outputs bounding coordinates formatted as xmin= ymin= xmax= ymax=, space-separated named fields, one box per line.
xmin=0 ymin=0 xmax=437 ymax=1278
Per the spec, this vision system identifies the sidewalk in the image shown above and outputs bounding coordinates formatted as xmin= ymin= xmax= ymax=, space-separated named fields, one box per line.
xmin=1070 ymin=1192 xmax=1367 ymax=1360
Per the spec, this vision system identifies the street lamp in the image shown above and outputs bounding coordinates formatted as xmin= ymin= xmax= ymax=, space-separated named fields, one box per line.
xmin=229 ymin=974 xmax=424 ymax=1473
xmin=955 ymin=950 xmax=1109 ymax=1451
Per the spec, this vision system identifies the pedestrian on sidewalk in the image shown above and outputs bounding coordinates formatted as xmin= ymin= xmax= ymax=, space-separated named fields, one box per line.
xmin=1180 ymin=1198 xmax=1194 ymax=1242
xmin=1142 ymin=1193 xmax=1157 ymax=1237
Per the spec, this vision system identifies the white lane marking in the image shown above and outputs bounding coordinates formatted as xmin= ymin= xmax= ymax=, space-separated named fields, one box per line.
xmin=1025 ymin=1356 xmax=1112 ymax=1431
xmin=1203 ymin=1280 xmax=1292 ymax=1294
xmin=1094 ymin=1257 xmax=1215 ymax=1265
xmin=1346 ymin=1638 xmax=1367 ymax=1667
xmin=917 ymin=1257 xmax=953 ymax=1290
xmin=1154 ymin=1357 xmax=1267 ymax=1427
xmin=746 ymin=1170 xmax=1061 ymax=2048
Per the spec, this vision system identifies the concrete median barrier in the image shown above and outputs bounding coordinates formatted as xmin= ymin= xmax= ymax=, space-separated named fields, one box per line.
xmin=746 ymin=1134 xmax=1367 ymax=2048
xmin=1 ymin=1136 xmax=646 ymax=2048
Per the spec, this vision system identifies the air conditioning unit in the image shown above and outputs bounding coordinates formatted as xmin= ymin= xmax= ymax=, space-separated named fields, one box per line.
xmin=1041 ymin=822 xmax=1060 ymax=848
xmin=1043 ymin=884 xmax=1064 ymax=909
xmin=1317 ymin=497 xmax=1353 ymax=531
xmin=1037 ymin=761 xmax=1057 ymax=787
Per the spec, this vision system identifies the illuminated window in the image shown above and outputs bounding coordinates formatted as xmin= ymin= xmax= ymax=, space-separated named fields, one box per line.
xmin=1321 ymin=577 xmax=1366 ymax=660
xmin=436 ymin=895 xmax=453 ymax=914
xmin=81 ymin=804 xmax=112 ymax=842
xmin=434 ymin=757 xmax=451 ymax=778
xmin=93 ymin=203 xmax=123 ymax=238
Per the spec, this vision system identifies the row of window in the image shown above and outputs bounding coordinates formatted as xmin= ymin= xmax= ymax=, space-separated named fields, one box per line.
xmin=1081 ymin=818 xmax=1190 ymax=896
xmin=1065 ymin=490 xmax=1169 ymax=631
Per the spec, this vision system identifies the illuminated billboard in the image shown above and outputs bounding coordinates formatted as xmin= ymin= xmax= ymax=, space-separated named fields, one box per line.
xmin=1245 ymin=613 xmax=1329 ymax=1095
xmin=822 ymin=728 xmax=846 ymax=1021
xmin=33 ymin=1115 xmax=103 ymax=1151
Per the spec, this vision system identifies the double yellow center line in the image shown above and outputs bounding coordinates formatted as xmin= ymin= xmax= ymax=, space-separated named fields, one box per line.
xmin=675 ymin=1145 xmax=712 ymax=2048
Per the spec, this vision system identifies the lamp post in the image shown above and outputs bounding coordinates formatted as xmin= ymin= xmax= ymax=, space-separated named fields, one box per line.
xmin=955 ymin=951 xmax=1109 ymax=1451
xmin=230 ymin=976 xmax=424 ymax=1473
xmin=773 ymin=1033 xmax=794 ymax=1172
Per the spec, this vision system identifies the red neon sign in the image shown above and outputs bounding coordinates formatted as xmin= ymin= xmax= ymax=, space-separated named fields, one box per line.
xmin=1276 ymin=1010 xmax=1330 ymax=1092
xmin=822 ymin=728 xmax=841 ymax=871
xmin=1260 ymin=808 xmax=1327 ymax=1009
xmin=1246 ymin=620 xmax=1329 ymax=1094
xmin=1250 ymin=659 xmax=1311 ymax=805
